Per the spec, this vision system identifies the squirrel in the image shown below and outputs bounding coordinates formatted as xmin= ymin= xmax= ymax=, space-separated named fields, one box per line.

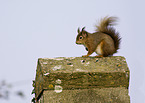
xmin=76 ymin=16 xmax=121 ymax=57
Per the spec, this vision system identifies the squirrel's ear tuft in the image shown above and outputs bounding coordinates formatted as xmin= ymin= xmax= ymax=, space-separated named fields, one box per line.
xmin=82 ymin=27 xmax=85 ymax=31
xmin=77 ymin=28 xmax=80 ymax=33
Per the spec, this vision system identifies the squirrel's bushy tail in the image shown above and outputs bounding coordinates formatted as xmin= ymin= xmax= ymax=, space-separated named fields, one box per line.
xmin=96 ymin=16 xmax=121 ymax=53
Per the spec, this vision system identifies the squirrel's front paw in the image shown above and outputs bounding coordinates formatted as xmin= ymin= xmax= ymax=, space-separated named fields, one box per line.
xmin=82 ymin=55 xmax=89 ymax=57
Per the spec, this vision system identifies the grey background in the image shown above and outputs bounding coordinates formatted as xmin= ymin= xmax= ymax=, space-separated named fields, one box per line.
xmin=0 ymin=0 xmax=145 ymax=103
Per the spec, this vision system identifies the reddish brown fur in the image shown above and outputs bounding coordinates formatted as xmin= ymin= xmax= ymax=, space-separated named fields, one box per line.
xmin=76 ymin=16 xmax=121 ymax=57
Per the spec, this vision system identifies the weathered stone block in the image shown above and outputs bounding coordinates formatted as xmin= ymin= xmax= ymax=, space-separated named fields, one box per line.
xmin=40 ymin=87 xmax=130 ymax=103
xmin=35 ymin=56 xmax=130 ymax=103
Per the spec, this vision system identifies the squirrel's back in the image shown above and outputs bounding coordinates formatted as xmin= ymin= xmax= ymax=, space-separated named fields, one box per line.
xmin=96 ymin=16 xmax=121 ymax=53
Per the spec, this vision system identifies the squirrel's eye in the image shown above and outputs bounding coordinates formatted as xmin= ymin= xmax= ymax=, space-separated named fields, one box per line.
xmin=79 ymin=36 xmax=83 ymax=40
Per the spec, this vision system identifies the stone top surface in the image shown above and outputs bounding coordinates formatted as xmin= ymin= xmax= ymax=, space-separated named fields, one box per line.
xmin=38 ymin=56 xmax=129 ymax=74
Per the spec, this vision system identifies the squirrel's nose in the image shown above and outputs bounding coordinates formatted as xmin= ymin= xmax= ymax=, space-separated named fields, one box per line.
xmin=76 ymin=41 xmax=79 ymax=44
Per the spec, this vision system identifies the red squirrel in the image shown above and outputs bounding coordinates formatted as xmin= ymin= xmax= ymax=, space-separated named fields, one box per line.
xmin=76 ymin=16 xmax=121 ymax=57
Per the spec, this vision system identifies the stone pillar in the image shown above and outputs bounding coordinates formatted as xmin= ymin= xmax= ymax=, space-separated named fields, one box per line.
xmin=34 ymin=56 xmax=130 ymax=103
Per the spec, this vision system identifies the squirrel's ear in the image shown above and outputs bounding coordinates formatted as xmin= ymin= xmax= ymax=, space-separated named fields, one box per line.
xmin=82 ymin=27 xmax=87 ymax=37
xmin=77 ymin=28 xmax=80 ymax=33
xmin=82 ymin=27 xmax=85 ymax=31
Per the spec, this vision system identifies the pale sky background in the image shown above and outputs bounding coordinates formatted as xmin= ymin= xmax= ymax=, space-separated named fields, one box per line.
xmin=0 ymin=0 xmax=145 ymax=103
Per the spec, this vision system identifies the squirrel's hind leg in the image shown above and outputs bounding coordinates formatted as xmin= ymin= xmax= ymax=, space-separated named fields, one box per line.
xmin=102 ymin=40 xmax=115 ymax=57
